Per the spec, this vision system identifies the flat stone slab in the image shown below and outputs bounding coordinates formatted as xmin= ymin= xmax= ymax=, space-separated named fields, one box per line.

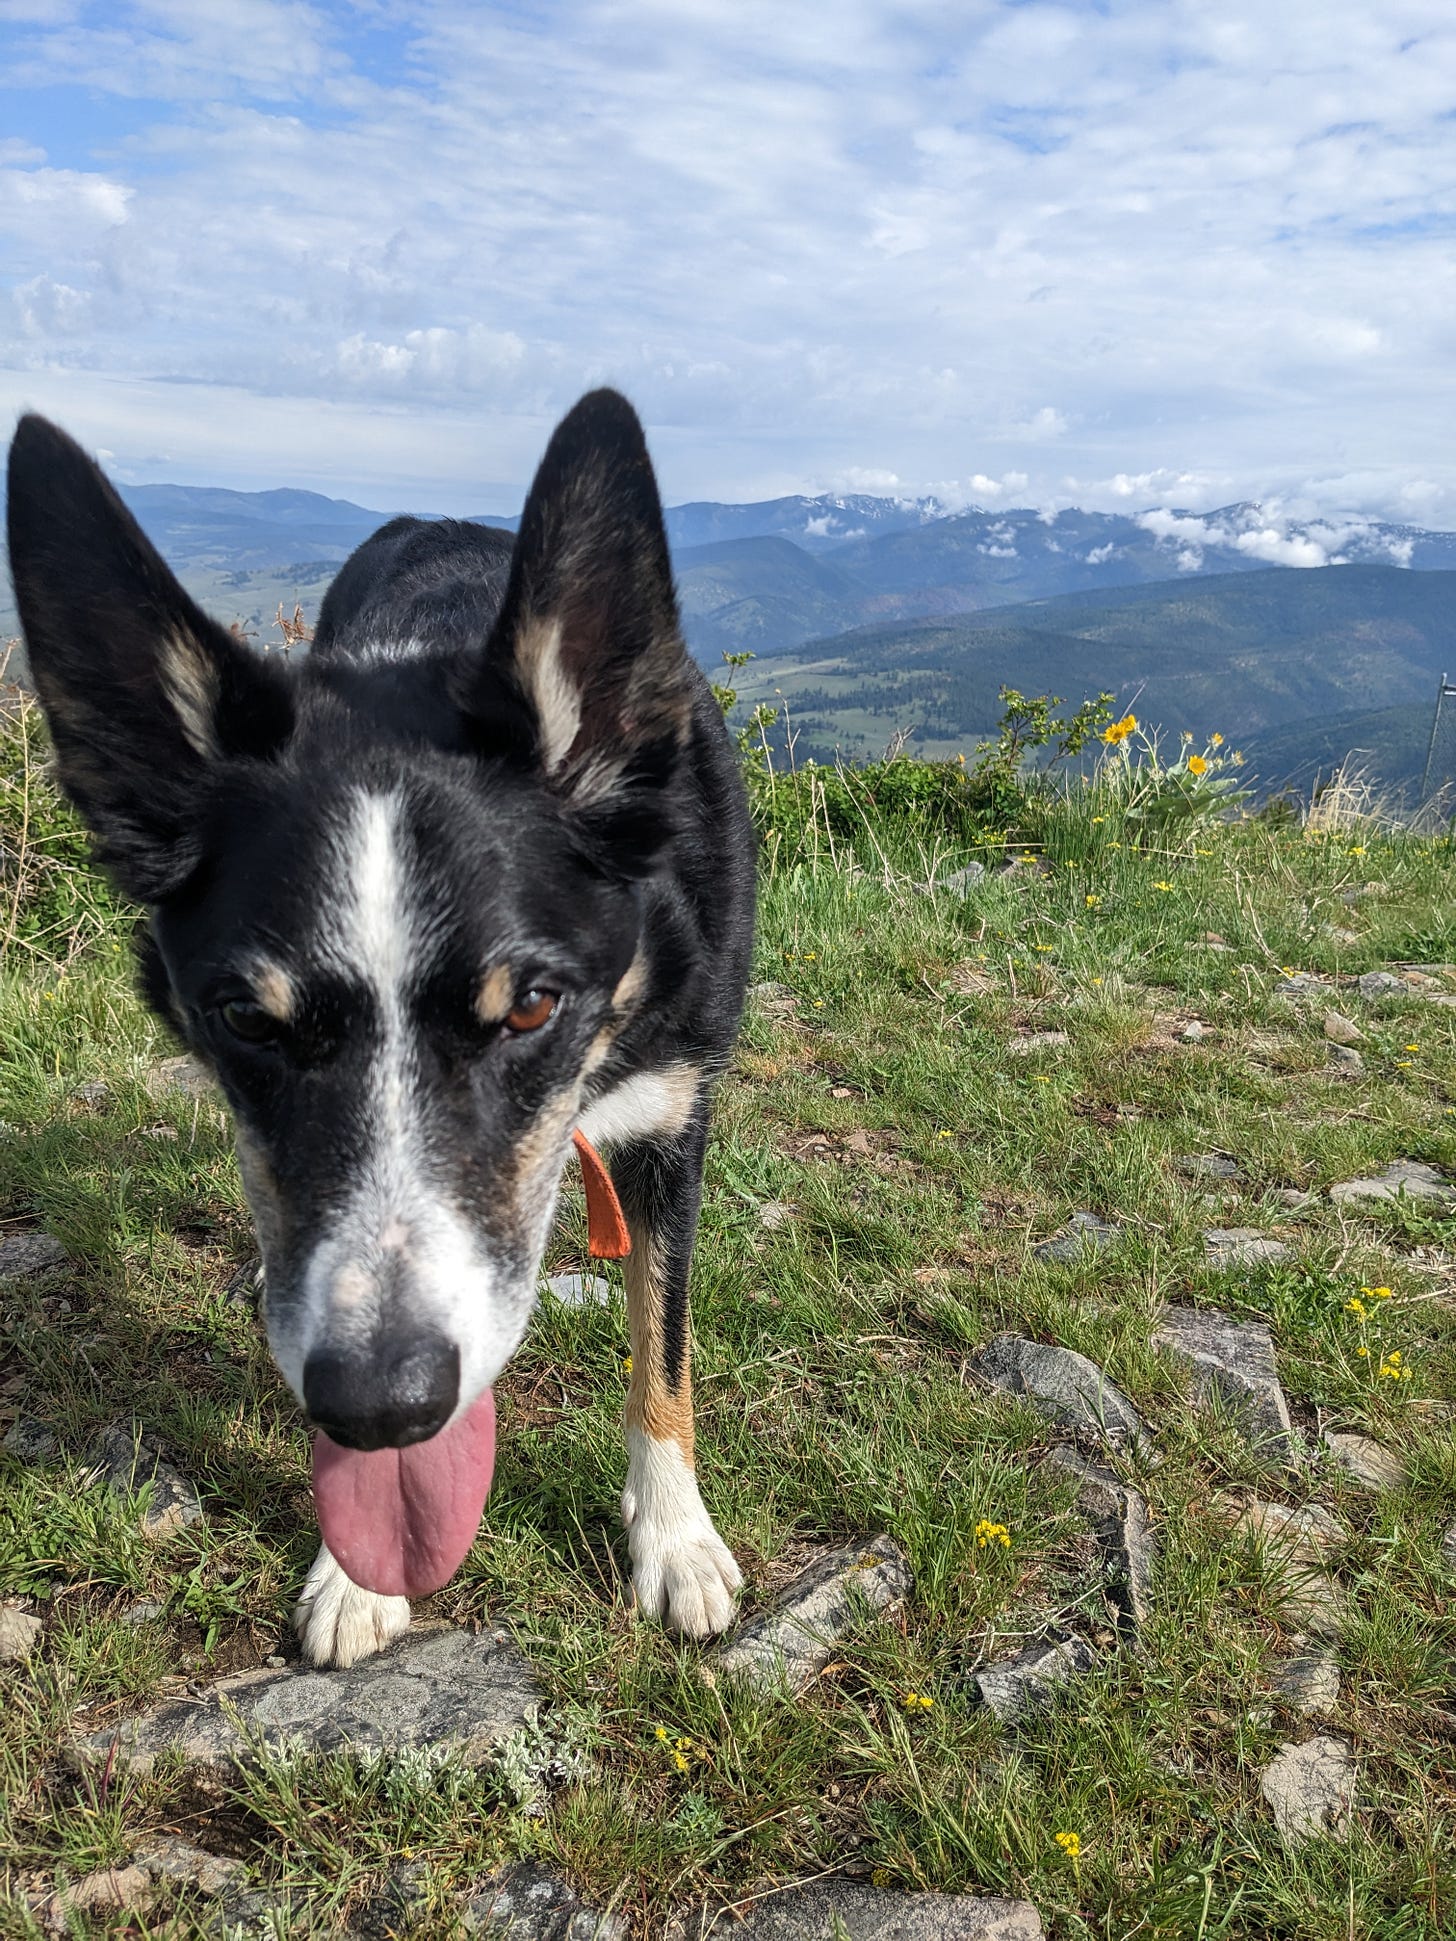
xmin=1325 ymin=1045 xmax=1364 ymax=1075
xmin=1045 ymin=1446 xmax=1155 ymax=1630
xmin=1230 ymin=1499 xmax=1347 ymax=1639
xmin=464 ymin=1862 xmax=627 ymax=1938
xmin=0 ymin=1231 xmax=69 ymax=1279
xmin=1175 ymin=1152 xmax=1240 ymax=1181
xmin=681 ymin=1880 xmax=1044 ymax=1939
xmin=1323 ymin=1011 xmax=1363 ymax=1045
xmin=973 ymin=1334 xmax=1149 ymax=1446
xmin=1328 ymin=1162 xmax=1454 ymax=1207
xmin=1275 ymin=974 xmax=1327 ymax=999
xmin=1356 ymin=971 xmax=1406 ymax=999
xmin=1007 ymin=1031 xmax=1069 ymax=1055
xmin=543 ymin=1273 xmax=613 ymax=1309
xmin=87 ymin=1420 xmax=205 ymax=1537
xmin=711 ymin=1537 xmax=911 ymax=1695
xmin=0 ymin=1606 xmax=42 ymax=1662
xmin=1323 ymin=1432 xmax=1407 ymax=1491
xmin=1272 ymin=1650 xmax=1341 ymax=1719
xmin=974 ymin=1635 xmax=1095 ymax=1722
xmin=1203 ymin=1228 xmax=1291 ymax=1268
xmin=1152 ymin=1307 xmax=1297 ymax=1467
xmin=1261 ymin=1735 xmax=1355 ymax=1844
xmin=72 ymin=1623 xmax=540 ymax=1778
xmin=1035 ymin=1211 xmax=1121 ymax=1263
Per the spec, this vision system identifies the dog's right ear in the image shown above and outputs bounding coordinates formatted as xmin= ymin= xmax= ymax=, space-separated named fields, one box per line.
xmin=6 ymin=414 xmax=295 ymax=901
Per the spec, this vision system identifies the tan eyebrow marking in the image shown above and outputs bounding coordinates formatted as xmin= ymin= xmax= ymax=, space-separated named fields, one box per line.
xmin=475 ymin=962 xmax=515 ymax=1026
xmin=250 ymin=960 xmax=295 ymax=1021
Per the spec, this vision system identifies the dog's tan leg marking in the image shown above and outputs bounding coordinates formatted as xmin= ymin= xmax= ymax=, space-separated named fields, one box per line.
xmin=621 ymin=1228 xmax=741 ymax=1637
xmin=293 ymin=1542 xmax=411 ymax=1669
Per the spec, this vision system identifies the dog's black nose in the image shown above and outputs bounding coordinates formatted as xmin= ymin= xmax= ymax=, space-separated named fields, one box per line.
xmin=303 ymin=1335 xmax=460 ymax=1450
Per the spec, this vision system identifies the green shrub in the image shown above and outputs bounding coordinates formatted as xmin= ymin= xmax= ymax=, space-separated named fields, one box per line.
xmin=0 ymin=694 xmax=130 ymax=961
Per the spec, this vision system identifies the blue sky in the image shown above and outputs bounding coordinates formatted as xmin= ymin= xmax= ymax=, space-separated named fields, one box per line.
xmin=2 ymin=0 xmax=1455 ymax=528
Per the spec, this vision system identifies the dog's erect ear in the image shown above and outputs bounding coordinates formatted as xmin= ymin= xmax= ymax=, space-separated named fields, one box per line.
xmin=6 ymin=414 xmax=295 ymax=901
xmin=469 ymin=390 xmax=691 ymax=867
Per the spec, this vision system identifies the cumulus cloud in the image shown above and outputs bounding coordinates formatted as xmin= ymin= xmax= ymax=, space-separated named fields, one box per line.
xmin=0 ymin=0 xmax=1453 ymax=513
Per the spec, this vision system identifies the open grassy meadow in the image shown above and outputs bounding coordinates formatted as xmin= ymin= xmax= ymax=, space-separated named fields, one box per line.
xmin=2 ymin=691 xmax=1454 ymax=1938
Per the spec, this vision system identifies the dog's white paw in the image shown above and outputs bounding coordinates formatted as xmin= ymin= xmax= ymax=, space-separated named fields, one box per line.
xmin=622 ymin=1430 xmax=742 ymax=1637
xmin=292 ymin=1543 xmax=412 ymax=1669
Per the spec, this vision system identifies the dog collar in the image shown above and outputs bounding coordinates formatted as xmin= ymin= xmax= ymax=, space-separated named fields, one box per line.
xmin=572 ymin=1129 xmax=632 ymax=1258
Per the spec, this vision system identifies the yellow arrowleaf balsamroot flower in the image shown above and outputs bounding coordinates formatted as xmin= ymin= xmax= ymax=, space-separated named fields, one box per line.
xmin=1211 ymin=732 xmax=1224 ymax=746
xmin=1187 ymin=754 xmax=1209 ymax=775
xmin=1101 ymin=712 xmax=1138 ymax=745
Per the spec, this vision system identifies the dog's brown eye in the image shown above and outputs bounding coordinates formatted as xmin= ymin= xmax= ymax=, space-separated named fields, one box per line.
xmin=505 ymin=989 xmax=558 ymax=1034
xmin=220 ymin=998 xmax=278 ymax=1045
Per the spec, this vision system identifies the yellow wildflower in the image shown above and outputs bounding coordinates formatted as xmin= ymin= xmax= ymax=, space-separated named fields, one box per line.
xmin=1345 ymin=1297 xmax=1367 ymax=1318
xmin=1154 ymin=881 xmax=1174 ymax=892
xmin=1362 ymin=1285 xmax=1392 ymax=1300
xmin=1055 ymin=1832 xmax=1082 ymax=1859
xmin=622 ymin=1355 xmax=633 ymax=1377
xmin=902 ymin=1690 xmax=934 ymax=1712
xmin=1211 ymin=732 xmax=1224 ymax=747
xmin=975 ymin=1519 xmax=1012 ymax=1548
xmin=1085 ymin=893 xmax=1099 ymax=907
xmin=1187 ymin=754 xmax=1208 ymax=776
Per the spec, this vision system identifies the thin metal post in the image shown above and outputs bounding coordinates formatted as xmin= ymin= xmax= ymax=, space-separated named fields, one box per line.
xmin=1421 ymin=673 xmax=1453 ymax=804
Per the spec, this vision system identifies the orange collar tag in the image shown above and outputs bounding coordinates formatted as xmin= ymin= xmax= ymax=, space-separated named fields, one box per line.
xmin=572 ymin=1129 xmax=632 ymax=1259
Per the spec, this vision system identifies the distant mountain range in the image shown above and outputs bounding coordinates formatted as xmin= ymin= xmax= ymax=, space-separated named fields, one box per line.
xmin=2 ymin=475 xmax=1453 ymax=799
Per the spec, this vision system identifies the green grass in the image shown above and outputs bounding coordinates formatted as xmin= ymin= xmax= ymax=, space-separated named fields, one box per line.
xmin=2 ymin=716 xmax=1455 ymax=1938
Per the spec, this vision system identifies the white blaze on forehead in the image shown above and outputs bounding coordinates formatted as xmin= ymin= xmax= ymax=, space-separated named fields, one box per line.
xmin=266 ymin=785 xmax=545 ymax=1417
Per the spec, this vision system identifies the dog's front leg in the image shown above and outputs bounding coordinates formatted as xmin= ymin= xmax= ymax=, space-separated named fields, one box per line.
xmin=613 ymin=1110 xmax=742 ymax=1636
xmin=293 ymin=1542 xmax=412 ymax=1669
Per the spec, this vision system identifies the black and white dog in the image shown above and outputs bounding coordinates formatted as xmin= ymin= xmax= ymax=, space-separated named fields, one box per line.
xmin=6 ymin=391 xmax=756 ymax=1668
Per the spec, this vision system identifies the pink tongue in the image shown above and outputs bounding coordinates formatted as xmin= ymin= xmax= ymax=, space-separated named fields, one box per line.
xmin=311 ymin=1389 xmax=496 ymax=1599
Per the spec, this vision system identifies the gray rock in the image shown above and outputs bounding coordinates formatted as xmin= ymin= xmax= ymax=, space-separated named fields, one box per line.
xmin=1035 ymin=1211 xmax=1121 ymax=1263
xmin=464 ymin=1862 xmax=626 ymax=1938
xmin=1151 ymin=1307 xmax=1297 ymax=1467
xmin=120 ymin=1599 xmax=167 ymax=1627
xmin=1328 ymin=1161 xmax=1454 ymax=1207
xmin=1273 ymin=1189 xmax=1314 ymax=1210
xmin=1272 ymin=1650 xmax=1341 ymax=1719
xmin=1323 ymin=1011 xmax=1363 ymax=1045
xmin=757 ymin=1200 xmax=797 ymax=1232
xmin=1325 ymin=1045 xmax=1364 ymax=1075
xmin=1425 ymin=991 xmax=1456 ymax=1011
xmin=1275 ymin=974 xmax=1327 ymax=999
xmin=544 ymin=1272 xmax=612 ymax=1309
xmin=680 ymin=1879 xmax=1045 ymax=1939
xmin=973 ymin=1635 xmax=1096 ymax=1723
xmin=71 ymin=1622 xmax=540 ymax=1778
xmin=39 ymin=1864 xmax=156 ymax=1933
xmin=1203 ymin=1228 xmax=1292 ymax=1268
xmin=936 ymin=862 xmax=988 ymax=895
xmin=1231 ymin=1500 xmax=1348 ymax=1639
xmin=1007 ymin=1031 xmax=1070 ymax=1055
xmin=88 ymin=1421 xmax=205 ymax=1537
xmin=71 ymin=1078 xmax=111 ymax=1108
xmin=3 ymin=1417 xmax=59 ymax=1464
xmin=1442 ymin=1521 xmax=1456 ymax=1569
xmin=1323 ymin=1432 xmax=1407 ymax=1491
xmin=135 ymin=1835 xmax=248 ymax=1898
xmin=711 ymin=1537 xmax=911 ymax=1695
xmin=1260 ymin=1735 xmax=1355 ymax=1844
xmin=0 ymin=1231 xmax=68 ymax=1279
xmin=1356 ymin=971 xmax=1406 ymax=999
xmin=972 ymin=1334 xmax=1148 ymax=1446
xmin=1045 ymin=1446 xmax=1155 ymax=1630
xmin=0 ymin=1606 xmax=42 ymax=1662
xmin=1180 ymin=1020 xmax=1207 ymax=1042
xmin=147 ymin=1054 xmax=215 ymax=1098
xmin=1176 ymin=1152 xmax=1240 ymax=1181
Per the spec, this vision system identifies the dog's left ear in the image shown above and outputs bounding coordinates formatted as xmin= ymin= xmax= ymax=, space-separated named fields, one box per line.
xmin=468 ymin=390 xmax=691 ymax=869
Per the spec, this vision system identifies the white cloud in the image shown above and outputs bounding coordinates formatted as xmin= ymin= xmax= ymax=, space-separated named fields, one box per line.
xmin=0 ymin=1 xmax=1454 ymax=515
